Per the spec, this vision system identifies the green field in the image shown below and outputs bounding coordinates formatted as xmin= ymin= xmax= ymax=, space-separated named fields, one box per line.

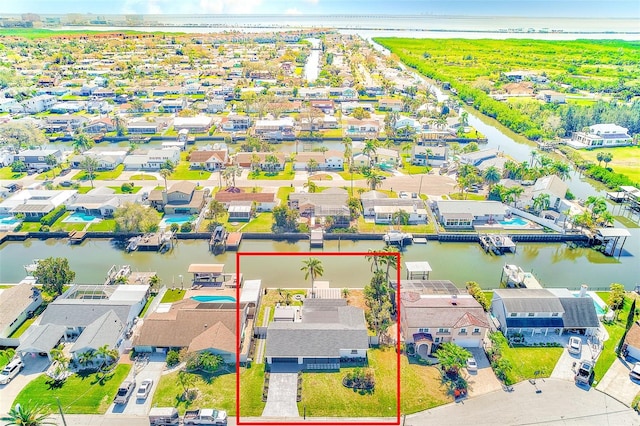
xmin=572 ymin=146 xmax=640 ymax=183
xmin=0 ymin=167 xmax=25 ymax=179
xmin=14 ymin=365 xmax=131 ymax=414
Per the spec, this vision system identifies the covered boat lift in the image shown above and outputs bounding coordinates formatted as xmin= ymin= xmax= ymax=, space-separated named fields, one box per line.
xmin=595 ymin=228 xmax=631 ymax=258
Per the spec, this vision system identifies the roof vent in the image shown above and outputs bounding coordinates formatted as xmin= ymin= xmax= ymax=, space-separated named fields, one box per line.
xmin=451 ymin=294 xmax=458 ymax=305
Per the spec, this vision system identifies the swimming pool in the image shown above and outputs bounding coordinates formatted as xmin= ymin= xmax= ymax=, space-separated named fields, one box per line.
xmin=0 ymin=216 xmax=20 ymax=225
xmin=499 ymin=217 xmax=529 ymax=227
xmin=63 ymin=212 xmax=99 ymax=223
xmin=160 ymin=215 xmax=196 ymax=227
xmin=191 ymin=295 xmax=236 ymax=303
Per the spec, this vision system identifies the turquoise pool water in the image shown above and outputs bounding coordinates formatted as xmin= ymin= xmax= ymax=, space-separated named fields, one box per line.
xmin=499 ymin=217 xmax=529 ymax=227
xmin=161 ymin=215 xmax=196 ymax=226
xmin=64 ymin=212 xmax=98 ymax=223
xmin=0 ymin=216 xmax=20 ymax=225
xmin=191 ymin=295 xmax=236 ymax=303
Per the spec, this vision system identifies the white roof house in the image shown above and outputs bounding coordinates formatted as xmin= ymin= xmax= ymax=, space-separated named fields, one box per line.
xmin=569 ymin=123 xmax=633 ymax=149
xmin=0 ymin=189 xmax=77 ymax=216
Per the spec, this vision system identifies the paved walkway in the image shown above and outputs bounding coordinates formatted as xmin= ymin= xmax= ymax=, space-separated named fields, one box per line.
xmin=597 ymin=357 xmax=640 ymax=406
xmin=261 ymin=372 xmax=299 ymax=418
xmin=407 ymin=378 xmax=638 ymax=426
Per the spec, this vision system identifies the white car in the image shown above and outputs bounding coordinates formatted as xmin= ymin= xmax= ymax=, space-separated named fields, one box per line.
xmin=466 ymin=357 xmax=478 ymax=372
xmin=136 ymin=379 xmax=154 ymax=401
xmin=568 ymin=336 xmax=582 ymax=355
xmin=630 ymin=363 xmax=640 ymax=381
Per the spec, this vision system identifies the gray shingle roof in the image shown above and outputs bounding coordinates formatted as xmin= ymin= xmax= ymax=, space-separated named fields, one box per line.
xmin=494 ymin=289 xmax=565 ymax=314
xmin=0 ymin=285 xmax=40 ymax=334
xmin=40 ymin=301 xmax=135 ymax=328
xmin=71 ymin=310 xmax=124 ymax=354
xmin=559 ymin=298 xmax=599 ymax=329
xmin=17 ymin=323 xmax=67 ymax=353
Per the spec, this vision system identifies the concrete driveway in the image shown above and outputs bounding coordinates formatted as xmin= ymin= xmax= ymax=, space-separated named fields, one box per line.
xmin=597 ymin=357 xmax=640 ymax=406
xmin=109 ymin=353 xmax=166 ymax=416
xmin=261 ymin=373 xmax=299 ymax=418
xmin=465 ymin=348 xmax=502 ymax=397
xmin=0 ymin=355 xmax=50 ymax=415
xmin=551 ymin=336 xmax=594 ymax=382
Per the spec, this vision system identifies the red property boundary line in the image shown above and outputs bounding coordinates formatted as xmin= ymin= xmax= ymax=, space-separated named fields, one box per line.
xmin=236 ymin=251 xmax=401 ymax=426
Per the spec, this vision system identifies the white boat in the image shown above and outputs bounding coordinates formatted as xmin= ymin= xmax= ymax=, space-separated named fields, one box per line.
xmin=24 ymin=259 xmax=40 ymax=274
xmin=383 ymin=229 xmax=413 ymax=245
xmin=126 ymin=236 xmax=141 ymax=252
xmin=501 ymin=264 xmax=542 ymax=289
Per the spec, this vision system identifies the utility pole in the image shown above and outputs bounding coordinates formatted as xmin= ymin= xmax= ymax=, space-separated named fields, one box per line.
xmin=418 ymin=175 xmax=424 ymax=196
xmin=56 ymin=397 xmax=68 ymax=426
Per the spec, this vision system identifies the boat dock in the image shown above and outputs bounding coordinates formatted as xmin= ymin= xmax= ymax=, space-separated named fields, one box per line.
xmin=104 ymin=264 xmax=132 ymax=285
xmin=209 ymin=225 xmax=229 ymax=252
xmin=68 ymin=231 xmax=87 ymax=244
xmin=384 ymin=229 xmax=413 ymax=246
xmin=226 ymin=232 xmax=242 ymax=250
xmin=501 ymin=264 xmax=542 ymax=289
xmin=310 ymin=229 xmax=324 ymax=248
xmin=479 ymin=234 xmax=516 ymax=255
xmin=130 ymin=231 xmax=174 ymax=252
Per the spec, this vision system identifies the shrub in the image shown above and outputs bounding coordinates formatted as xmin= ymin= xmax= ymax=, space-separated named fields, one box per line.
xmin=121 ymin=182 xmax=135 ymax=193
xmin=39 ymin=225 xmax=50 ymax=232
xmin=180 ymin=222 xmax=193 ymax=233
xmin=38 ymin=205 xmax=66 ymax=225
xmin=170 ymin=223 xmax=180 ymax=232
xmin=166 ymin=349 xmax=181 ymax=367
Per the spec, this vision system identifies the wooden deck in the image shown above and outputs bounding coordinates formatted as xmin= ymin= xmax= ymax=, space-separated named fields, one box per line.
xmin=226 ymin=232 xmax=242 ymax=250
xmin=68 ymin=231 xmax=87 ymax=244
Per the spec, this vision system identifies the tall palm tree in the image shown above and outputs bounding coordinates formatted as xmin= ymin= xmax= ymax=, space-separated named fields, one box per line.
xmin=362 ymin=139 xmax=379 ymax=167
xmin=72 ymin=132 xmax=94 ymax=153
xmin=532 ymin=193 xmax=551 ymax=213
xmin=222 ymin=165 xmax=242 ymax=188
xmin=482 ymin=166 xmax=501 ymax=193
xmin=342 ymin=137 xmax=353 ymax=168
xmin=2 ymin=403 xmax=55 ymax=426
xmin=303 ymin=179 xmax=318 ymax=193
xmin=80 ymin=156 xmax=99 ymax=188
xmin=366 ymin=170 xmax=383 ymax=190
xmin=159 ymin=168 xmax=171 ymax=191
xmin=301 ymin=257 xmax=324 ymax=299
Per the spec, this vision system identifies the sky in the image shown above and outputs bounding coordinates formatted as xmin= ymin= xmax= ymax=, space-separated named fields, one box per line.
xmin=2 ymin=0 xmax=639 ymax=18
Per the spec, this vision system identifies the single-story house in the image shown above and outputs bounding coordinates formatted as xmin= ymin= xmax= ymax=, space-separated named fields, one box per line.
xmin=401 ymin=292 xmax=489 ymax=357
xmin=133 ymin=299 xmax=249 ymax=363
xmin=254 ymin=117 xmax=295 ymax=139
xmin=433 ymin=200 xmax=509 ymax=228
xmin=70 ymin=149 xmax=127 ymax=170
xmin=0 ymin=285 xmax=43 ymax=340
xmin=491 ymin=288 xmax=599 ymax=337
xmin=66 ymin=187 xmax=142 ymax=217
xmin=123 ymin=148 xmax=180 ymax=170
xmin=173 ymin=115 xmax=213 ymax=133
xmin=14 ymin=149 xmax=63 ymax=170
xmin=293 ymin=151 xmax=344 ymax=171
xmin=265 ymin=299 xmax=369 ymax=369
xmin=460 ymin=149 xmax=498 ymax=167
xmin=288 ymin=188 xmax=350 ymax=227
xmin=569 ymin=123 xmax=634 ymax=149
xmin=189 ymin=150 xmax=229 ymax=171
xmin=234 ymin=152 xmax=285 ymax=171
xmin=0 ymin=189 xmax=77 ymax=219
xmin=214 ymin=191 xmax=278 ymax=212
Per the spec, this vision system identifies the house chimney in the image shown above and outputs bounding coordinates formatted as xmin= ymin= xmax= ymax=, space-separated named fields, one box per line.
xmin=579 ymin=284 xmax=588 ymax=298
xmin=451 ymin=294 xmax=458 ymax=305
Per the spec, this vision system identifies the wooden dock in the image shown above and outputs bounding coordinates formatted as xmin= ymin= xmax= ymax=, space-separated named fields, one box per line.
xmin=479 ymin=234 xmax=516 ymax=255
xmin=226 ymin=232 xmax=242 ymax=250
xmin=68 ymin=231 xmax=87 ymax=244
xmin=209 ymin=225 xmax=229 ymax=252
xmin=136 ymin=232 xmax=174 ymax=252
xmin=310 ymin=229 xmax=324 ymax=248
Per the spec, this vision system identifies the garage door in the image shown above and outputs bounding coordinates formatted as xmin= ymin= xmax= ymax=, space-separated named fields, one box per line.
xmin=271 ymin=357 xmax=298 ymax=363
xmin=455 ymin=339 xmax=481 ymax=348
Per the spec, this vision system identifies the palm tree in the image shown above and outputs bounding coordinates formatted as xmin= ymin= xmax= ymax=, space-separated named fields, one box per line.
xmin=301 ymin=257 xmax=324 ymax=299
xmin=342 ymin=137 xmax=353 ymax=168
xmin=532 ymin=193 xmax=551 ymax=213
xmin=362 ymin=139 xmax=379 ymax=167
xmin=506 ymin=186 xmax=524 ymax=207
xmin=159 ymin=168 xmax=171 ymax=191
xmin=596 ymin=151 xmax=605 ymax=167
xmin=222 ymin=165 xmax=242 ymax=188
xmin=303 ymin=179 xmax=318 ymax=193
xmin=460 ymin=111 xmax=469 ymax=127
xmin=96 ymin=344 xmax=118 ymax=366
xmin=80 ymin=156 xmax=99 ymax=188
xmin=72 ymin=132 xmax=94 ymax=153
xmin=207 ymin=200 xmax=226 ymax=223
xmin=482 ymin=166 xmax=501 ymax=193
xmin=78 ymin=350 xmax=96 ymax=368
xmin=400 ymin=141 xmax=413 ymax=160
xmin=366 ymin=170 xmax=383 ymax=190
xmin=424 ymin=148 xmax=433 ymax=167
xmin=2 ymin=403 xmax=55 ymax=426
xmin=602 ymin=152 xmax=613 ymax=168
xmin=307 ymin=158 xmax=319 ymax=175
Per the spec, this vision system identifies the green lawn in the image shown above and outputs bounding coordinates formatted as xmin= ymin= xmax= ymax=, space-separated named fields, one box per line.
xmin=240 ymin=213 xmax=273 ymax=232
xmin=74 ymin=164 xmax=124 ymax=181
xmin=298 ymin=347 xmax=401 ymax=418
xmin=277 ymin=186 xmax=294 ymax=203
xmin=170 ymin=162 xmax=212 ymax=180
xmin=153 ymin=368 xmax=237 ymax=415
xmin=14 ymin=364 xmax=131 ymax=414
xmin=139 ymin=295 xmax=155 ymax=317
xmin=356 ymin=216 xmax=436 ymax=234
xmin=106 ymin=186 xmax=142 ymax=194
xmin=337 ymin=170 xmax=368 ymax=180
xmin=238 ymin=365 xmax=267 ymax=417
xmin=573 ymin=146 xmax=640 ymax=183
xmin=130 ymin=174 xmax=158 ymax=180
xmin=160 ymin=289 xmax=186 ymax=303
xmin=593 ymin=291 xmax=634 ymax=384
xmin=255 ymin=289 xmax=307 ymax=327
xmin=0 ymin=167 xmax=25 ymax=179
xmin=247 ymin=163 xmax=295 ymax=180
xmin=498 ymin=341 xmax=563 ymax=384
xmin=0 ymin=349 xmax=16 ymax=369
xmin=401 ymin=355 xmax=451 ymax=414
xmin=87 ymin=219 xmax=116 ymax=232
xmin=449 ymin=192 xmax=486 ymax=201
xmin=8 ymin=317 xmax=38 ymax=338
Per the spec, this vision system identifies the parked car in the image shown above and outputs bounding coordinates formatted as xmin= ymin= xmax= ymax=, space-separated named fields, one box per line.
xmin=0 ymin=359 xmax=24 ymax=384
xmin=60 ymin=180 xmax=73 ymax=187
xmin=575 ymin=360 xmax=593 ymax=385
xmin=399 ymin=191 xmax=410 ymax=199
xmin=136 ymin=378 xmax=154 ymax=400
xmin=149 ymin=407 xmax=180 ymax=425
xmin=630 ymin=363 xmax=640 ymax=381
xmin=568 ymin=336 xmax=582 ymax=355
xmin=183 ymin=408 xmax=227 ymax=425
xmin=114 ymin=379 xmax=136 ymax=404
xmin=466 ymin=357 xmax=478 ymax=372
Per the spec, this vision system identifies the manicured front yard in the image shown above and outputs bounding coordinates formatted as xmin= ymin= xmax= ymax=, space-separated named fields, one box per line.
xmin=130 ymin=174 xmax=158 ymax=180
xmin=238 ymin=366 xmax=267 ymax=416
xmin=593 ymin=291 xmax=634 ymax=384
xmin=161 ymin=289 xmax=186 ymax=303
xmin=170 ymin=162 xmax=212 ymax=180
xmin=277 ymin=186 xmax=294 ymax=203
xmin=106 ymin=186 xmax=142 ymax=194
xmin=401 ymin=355 xmax=451 ymax=414
xmin=14 ymin=364 xmax=131 ymax=414
xmin=0 ymin=167 xmax=25 ymax=179
xmin=74 ymin=164 xmax=124 ymax=181
xmin=152 ymin=368 xmax=237 ymax=415
xmin=356 ymin=216 xmax=436 ymax=234
xmin=498 ymin=341 xmax=563 ymax=384
xmin=247 ymin=162 xmax=294 ymax=180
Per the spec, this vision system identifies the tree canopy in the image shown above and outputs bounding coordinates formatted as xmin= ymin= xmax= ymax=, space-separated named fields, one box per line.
xmin=33 ymin=257 xmax=76 ymax=295
xmin=114 ymin=202 xmax=160 ymax=233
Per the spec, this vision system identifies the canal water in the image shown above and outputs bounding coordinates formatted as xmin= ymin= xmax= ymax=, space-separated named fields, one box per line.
xmin=1 ymin=237 xmax=636 ymax=290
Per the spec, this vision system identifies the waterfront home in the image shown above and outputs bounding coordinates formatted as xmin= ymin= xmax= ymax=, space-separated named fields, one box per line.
xmin=433 ymin=200 xmax=508 ymax=228
xmin=149 ymin=181 xmax=206 ymax=215
xmin=0 ymin=189 xmax=77 ymax=219
xmin=309 ymin=100 xmax=335 ymax=114
xmin=43 ymin=114 xmax=89 ymax=132
xmin=21 ymin=94 xmax=56 ymax=113
xmin=234 ymin=151 xmax=286 ymax=170
xmin=293 ymin=151 xmax=344 ymax=171
xmin=288 ymin=187 xmax=350 ymax=227
xmin=411 ymin=145 xmax=448 ymax=167
xmin=378 ymin=98 xmax=403 ymax=112
xmin=189 ymin=150 xmax=229 ymax=171
xmin=527 ymin=175 xmax=569 ymax=211
xmin=173 ymin=115 xmax=213 ymax=133
xmin=205 ymin=98 xmax=226 ymax=113
xmin=221 ymin=114 xmax=251 ymax=131
xmin=254 ymin=117 xmax=295 ymax=140
xmin=126 ymin=117 xmax=172 ymax=134
xmin=0 ymin=285 xmax=42 ymax=341
xmin=352 ymin=142 xmax=399 ymax=168
xmin=17 ymin=285 xmax=148 ymax=361
xmin=536 ymin=90 xmax=566 ymax=104
xmin=67 ymin=187 xmax=143 ymax=217
xmin=400 ymin=291 xmax=489 ymax=357
xmin=84 ymin=117 xmax=116 ymax=134
xmin=0 ymin=97 xmax=22 ymax=113
xmin=341 ymin=102 xmax=375 ymax=115
xmin=123 ymin=147 xmax=180 ymax=170
xmin=459 ymin=148 xmax=498 ymax=167
xmin=133 ymin=299 xmax=248 ymax=363
xmin=491 ymin=288 xmax=599 ymax=338
xmin=265 ymin=298 xmax=369 ymax=369
xmin=70 ymin=149 xmax=127 ymax=170
xmin=395 ymin=116 xmax=422 ymax=134
xmin=15 ymin=148 xmax=63 ymax=170
xmin=360 ymin=191 xmax=427 ymax=224
xmin=214 ymin=191 xmax=278 ymax=213
xmin=623 ymin=322 xmax=640 ymax=360
xmin=569 ymin=123 xmax=634 ymax=149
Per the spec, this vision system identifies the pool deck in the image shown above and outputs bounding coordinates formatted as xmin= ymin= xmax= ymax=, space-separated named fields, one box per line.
xmin=184 ymin=287 xmax=237 ymax=299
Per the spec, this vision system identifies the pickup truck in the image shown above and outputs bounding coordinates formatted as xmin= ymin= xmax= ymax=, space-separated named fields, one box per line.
xmin=183 ymin=408 xmax=227 ymax=425
xmin=575 ymin=360 xmax=593 ymax=385
xmin=114 ymin=379 xmax=136 ymax=405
